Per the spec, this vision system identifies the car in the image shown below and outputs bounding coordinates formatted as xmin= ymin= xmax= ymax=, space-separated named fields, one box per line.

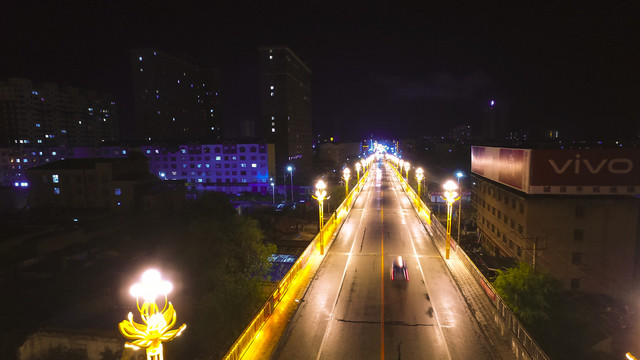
xmin=390 ymin=256 xmax=409 ymax=281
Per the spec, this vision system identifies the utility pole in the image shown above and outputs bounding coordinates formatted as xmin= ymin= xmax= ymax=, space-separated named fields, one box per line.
xmin=524 ymin=236 xmax=546 ymax=271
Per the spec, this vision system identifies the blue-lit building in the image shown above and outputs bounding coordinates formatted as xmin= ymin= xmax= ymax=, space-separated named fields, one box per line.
xmin=140 ymin=142 xmax=276 ymax=195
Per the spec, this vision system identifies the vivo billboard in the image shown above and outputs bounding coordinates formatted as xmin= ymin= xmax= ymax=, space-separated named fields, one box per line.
xmin=471 ymin=146 xmax=640 ymax=195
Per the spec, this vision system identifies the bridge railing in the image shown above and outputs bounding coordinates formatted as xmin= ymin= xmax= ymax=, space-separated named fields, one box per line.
xmin=221 ymin=168 xmax=371 ymax=360
xmin=388 ymin=162 xmax=549 ymax=360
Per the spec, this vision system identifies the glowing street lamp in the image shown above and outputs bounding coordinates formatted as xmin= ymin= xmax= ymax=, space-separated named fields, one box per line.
xmin=415 ymin=167 xmax=424 ymax=200
xmin=313 ymin=180 xmax=328 ymax=254
xmin=399 ymin=159 xmax=404 ymax=172
xmin=404 ymin=161 xmax=410 ymax=180
xmin=456 ymin=171 xmax=464 ymax=246
xmin=442 ymin=180 xmax=460 ymax=260
xmin=270 ymin=177 xmax=275 ymax=204
xmin=360 ymin=159 xmax=366 ymax=172
xmin=343 ymin=167 xmax=351 ymax=197
xmin=355 ymin=162 xmax=361 ymax=182
xmin=287 ymin=165 xmax=294 ymax=203
xmin=119 ymin=269 xmax=186 ymax=360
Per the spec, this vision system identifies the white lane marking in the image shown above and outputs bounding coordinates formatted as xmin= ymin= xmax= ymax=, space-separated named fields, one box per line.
xmin=315 ymin=170 xmax=374 ymax=360
xmin=391 ymin=173 xmax=453 ymax=360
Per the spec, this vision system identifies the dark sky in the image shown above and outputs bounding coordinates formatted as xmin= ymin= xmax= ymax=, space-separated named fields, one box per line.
xmin=2 ymin=1 xmax=639 ymax=141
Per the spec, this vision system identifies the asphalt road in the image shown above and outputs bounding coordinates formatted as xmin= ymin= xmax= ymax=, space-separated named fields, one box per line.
xmin=272 ymin=161 xmax=495 ymax=360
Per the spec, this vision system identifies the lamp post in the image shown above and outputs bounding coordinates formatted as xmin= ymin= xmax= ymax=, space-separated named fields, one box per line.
xmin=270 ymin=177 xmax=275 ymax=204
xmin=355 ymin=162 xmax=361 ymax=182
xmin=118 ymin=269 xmax=186 ymax=360
xmin=456 ymin=171 xmax=464 ymax=246
xmin=442 ymin=180 xmax=460 ymax=259
xmin=313 ymin=180 xmax=328 ymax=254
xmin=415 ymin=167 xmax=424 ymax=200
xmin=343 ymin=167 xmax=351 ymax=198
xmin=360 ymin=159 xmax=366 ymax=173
xmin=287 ymin=165 xmax=294 ymax=203
xmin=404 ymin=161 xmax=410 ymax=180
xmin=399 ymin=159 xmax=404 ymax=172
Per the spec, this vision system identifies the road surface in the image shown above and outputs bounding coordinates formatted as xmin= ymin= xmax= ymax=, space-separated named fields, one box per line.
xmin=272 ymin=161 xmax=496 ymax=359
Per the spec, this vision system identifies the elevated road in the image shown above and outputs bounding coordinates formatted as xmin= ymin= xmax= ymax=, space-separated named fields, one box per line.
xmin=272 ymin=161 xmax=498 ymax=359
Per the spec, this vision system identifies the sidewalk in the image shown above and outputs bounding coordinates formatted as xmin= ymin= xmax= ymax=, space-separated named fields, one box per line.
xmin=424 ymin=219 xmax=516 ymax=359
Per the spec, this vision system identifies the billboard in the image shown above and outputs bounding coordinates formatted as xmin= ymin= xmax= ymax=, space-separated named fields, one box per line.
xmin=529 ymin=149 xmax=639 ymax=195
xmin=471 ymin=146 xmax=530 ymax=192
xmin=471 ymin=146 xmax=640 ymax=195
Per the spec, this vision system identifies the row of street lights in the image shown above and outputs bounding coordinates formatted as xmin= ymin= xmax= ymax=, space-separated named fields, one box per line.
xmin=386 ymin=154 xmax=464 ymax=260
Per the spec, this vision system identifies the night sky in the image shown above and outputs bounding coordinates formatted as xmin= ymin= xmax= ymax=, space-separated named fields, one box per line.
xmin=3 ymin=1 xmax=639 ymax=141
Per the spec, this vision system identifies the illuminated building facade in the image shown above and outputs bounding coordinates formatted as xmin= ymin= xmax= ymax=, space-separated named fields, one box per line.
xmin=471 ymin=146 xmax=640 ymax=302
xmin=258 ymin=46 xmax=312 ymax=180
xmin=0 ymin=78 xmax=119 ymax=148
xmin=130 ymin=48 xmax=221 ymax=142
xmin=140 ymin=142 xmax=275 ymax=195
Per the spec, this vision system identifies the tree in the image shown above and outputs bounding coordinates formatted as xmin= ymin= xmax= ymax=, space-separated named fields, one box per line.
xmin=165 ymin=194 xmax=276 ymax=359
xmin=493 ymin=262 xmax=562 ymax=325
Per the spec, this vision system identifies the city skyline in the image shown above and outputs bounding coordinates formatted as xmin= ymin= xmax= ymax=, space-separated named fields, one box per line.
xmin=2 ymin=2 xmax=639 ymax=141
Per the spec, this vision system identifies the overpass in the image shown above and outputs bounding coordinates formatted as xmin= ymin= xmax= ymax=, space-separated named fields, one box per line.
xmin=224 ymin=159 xmax=548 ymax=360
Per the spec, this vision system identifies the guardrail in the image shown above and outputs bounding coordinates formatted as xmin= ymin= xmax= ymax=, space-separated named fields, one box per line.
xmin=221 ymin=168 xmax=371 ymax=360
xmin=388 ymin=162 xmax=549 ymax=360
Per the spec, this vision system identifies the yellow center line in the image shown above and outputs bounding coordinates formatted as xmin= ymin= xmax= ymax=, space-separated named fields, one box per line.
xmin=380 ymin=178 xmax=385 ymax=360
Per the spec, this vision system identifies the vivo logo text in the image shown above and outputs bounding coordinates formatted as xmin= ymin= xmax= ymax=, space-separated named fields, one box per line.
xmin=548 ymin=154 xmax=633 ymax=175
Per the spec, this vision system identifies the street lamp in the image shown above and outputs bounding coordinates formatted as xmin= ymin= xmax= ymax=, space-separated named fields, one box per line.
xmin=442 ymin=180 xmax=460 ymax=260
xmin=287 ymin=165 xmax=294 ymax=203
xmin=415 ymin=167 xmax=424 ymax=200
xmin=456 ymin=171 xmax=464 ymax=247
xmin=404 ymin=161 xmax=410 ymax=180
xmin=270 ymin=177 xmax=275 ymax=204
xmin=399 ymin=159 xmax=404 ymax=172
xmin=360 ymin=159 xmax=366 ymax=172
xmin=119 ymin=269 xmax=186 ymax=360
xmin=343 ymin=167 xmax=351 ymax=197
xmin=355 ymin=162 xmax=361 ymax=182
xmin=313 ymin=180 xmax=329 ymax=254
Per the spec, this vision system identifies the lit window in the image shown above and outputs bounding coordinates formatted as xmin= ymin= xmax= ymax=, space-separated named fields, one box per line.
xmin=139 ymin=56 xmax=143 ymax=61
xmin=270 ymin=92 xmax=274 ymax=96
xmin=36 ymin=123 xmax=40 ymax=127
xmin=269 ymin=55 xmax=273 ymax=60
xmin=272 ymin=128 xmax=276 ymax=132
xmin=251 ymin=164 xmax=257 ymax=168
xmin=52 ymin=187 xmax=61 ymax=195
xmin=270 ymin=85 xmax=274 ymax=90
xmin=115 ymin=188 xmax=122 ymax=196
xmin=272 ymin=122 xmax=275 ymax=126
xmin=52 ymin=151 xmax=56 ymax=156
xmin=52 ymin=174 xmax=59 ymax=183
xmin=271 ymin=116 xmax=275 ymax=120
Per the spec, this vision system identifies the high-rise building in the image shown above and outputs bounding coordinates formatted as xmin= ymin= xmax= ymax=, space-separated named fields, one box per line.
xmin=258 ymin=46 xmax=312 ymax=181
xmin=0 ymin=78 xmax=119 ymax=148
xmin=471 ymin=146 xmax=640 ymax=302
xmin=130 ymin=48 xmax=221 ymax=142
